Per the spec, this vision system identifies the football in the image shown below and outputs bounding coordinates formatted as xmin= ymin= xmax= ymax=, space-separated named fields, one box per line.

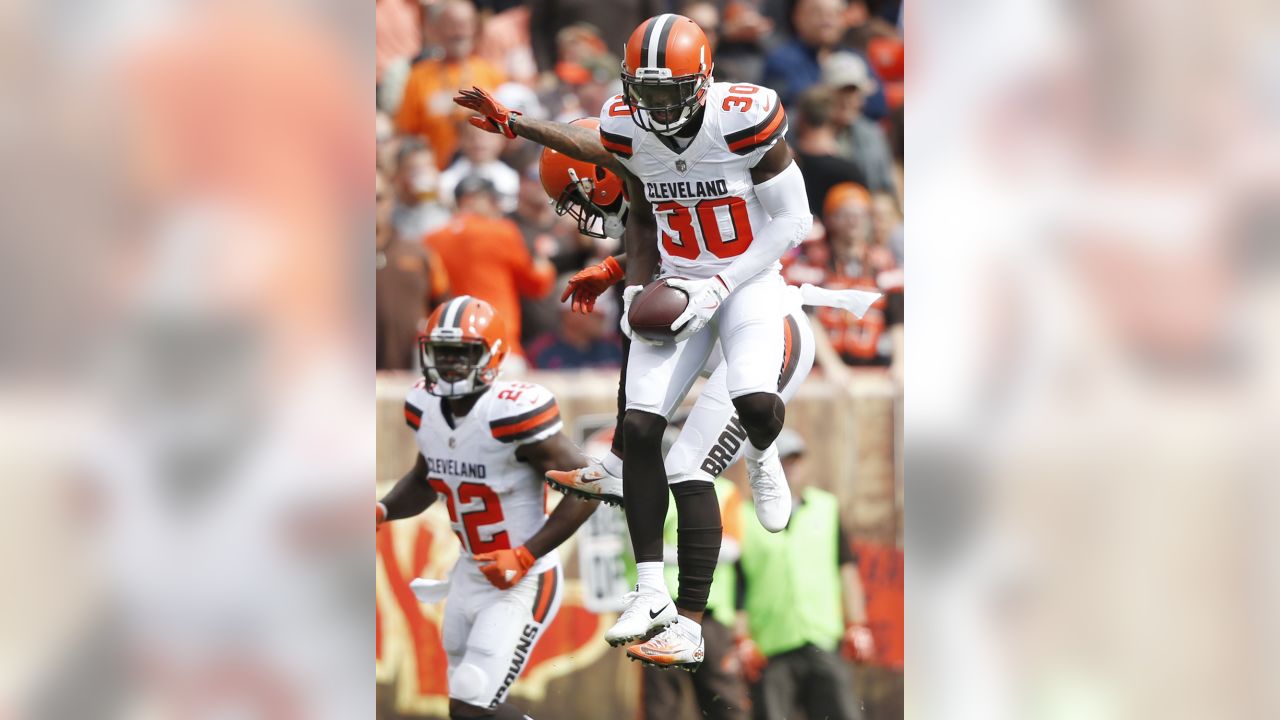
xmin=627 ymin=278 xmax=690 ymax=343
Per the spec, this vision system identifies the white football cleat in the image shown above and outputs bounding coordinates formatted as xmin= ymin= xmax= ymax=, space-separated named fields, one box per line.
xmin=626 ymin=615 xmax=705 ymax=672
xmin=545 ymin=460 xmax=625 ymax=507
xmin=605 ymin=585 xmax=677 ymax=647
xmin=746 ymin=443 xmax=792 ymax=532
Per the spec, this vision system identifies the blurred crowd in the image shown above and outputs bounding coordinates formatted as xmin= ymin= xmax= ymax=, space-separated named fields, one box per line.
xmin=375 ymin=0 xmax=904 ymax=375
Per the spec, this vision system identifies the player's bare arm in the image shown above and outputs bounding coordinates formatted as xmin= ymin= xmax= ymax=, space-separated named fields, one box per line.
xmin=748 ymin=138 xmax=796 ymax=184
xmin=377 ymin=453 xmax=437 ymax=525
xmin=453 ymin=87 xmax=624 ymax=175
xmin=514 ymin=433 xmax=601 ymax=558
xmin=621 ymin=172 xmax=659 ymax=287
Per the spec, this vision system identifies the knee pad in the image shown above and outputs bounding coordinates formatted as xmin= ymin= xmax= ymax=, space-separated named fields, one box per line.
xmin=448 ymin=662 xmax=490 ymax=707
xmin=732 ymin=393 xmax=784 ymax=442
xmin=622 ymin=410 xmax=667 ymax=450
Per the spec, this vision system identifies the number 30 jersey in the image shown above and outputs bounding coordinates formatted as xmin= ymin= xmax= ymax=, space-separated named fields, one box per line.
xmin=404 ymin=379 xmax=563 ymax=576
xmin=597 ymin=82 xmax=790 ymax=281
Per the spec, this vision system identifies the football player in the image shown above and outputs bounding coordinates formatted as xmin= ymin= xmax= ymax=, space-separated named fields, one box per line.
xmin=376 ymin=296 xmax=599 ymax=720
xmin=457 ymin=15 xmax=813 ymax=670
xmin=530 ymin=129 xmax=878 ymax=671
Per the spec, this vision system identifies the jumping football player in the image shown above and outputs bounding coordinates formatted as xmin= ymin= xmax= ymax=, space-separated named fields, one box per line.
xmin=376 ymin=296 xmax=598 ymax=720
xmin=535 ymin=122 xmax=875 ymax=674
xmin=457 ymin=15 xmax=814 ymax=670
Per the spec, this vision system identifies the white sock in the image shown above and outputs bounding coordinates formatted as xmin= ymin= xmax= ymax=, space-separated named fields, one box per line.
xmin=602 ymin=450 xmax=624 ymax=478
xmin=635 ymin=562 xmax=666 ymax=594
xmin=745 ymin=441 xmax=776 ymax=463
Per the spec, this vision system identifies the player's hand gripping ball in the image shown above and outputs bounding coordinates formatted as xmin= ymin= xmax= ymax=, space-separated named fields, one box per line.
xmin=475 ymin=546 xmax=536 ymax=589
xmin=625 ymin=277 xmax=692 ymax=343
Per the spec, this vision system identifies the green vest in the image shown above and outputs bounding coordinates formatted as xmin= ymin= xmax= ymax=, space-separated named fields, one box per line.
xmin=739 ymin=487 xmax=844 ymax=657
xmin=662 ymin=478 xmax=739 ymax=627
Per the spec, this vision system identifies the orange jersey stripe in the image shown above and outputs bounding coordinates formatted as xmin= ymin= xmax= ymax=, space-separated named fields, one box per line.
xmin=491 ymin=404 xmax=560 ymax=439
xmin=727 ymin=104 xmax=786 ymax=152
xmin=532 ymin=569 xmax=557 ymax=622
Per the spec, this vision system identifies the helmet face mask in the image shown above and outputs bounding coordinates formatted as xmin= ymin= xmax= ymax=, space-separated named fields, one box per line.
xmin=420 ymin=336 xmax=495 ymax=397
xmin=539 ymin=118 xmax=628 ymax=239
xmin=418 ymin=296 xmax=507 ymax=398
xmin=621 ymin=14 xmax=714 ymax=136
xmin=621 ymin=73 xmax=708 ymax=135
xmin=553 ymin=170 xmax=629 ymax=239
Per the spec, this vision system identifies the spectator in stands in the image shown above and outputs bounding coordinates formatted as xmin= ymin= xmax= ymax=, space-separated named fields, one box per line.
xmin=440 ymin=122 xmax=521 ymax=214
xmin=376 ymin=111 xmax=399 ymax=174
xmin=392 ymin=141 xmax=451 ymax=242
xmin=373 ymin=0 xmax=424 ymax=111
xmin=819 ymin=182 xmax=895 ymax=365
xmin=529 ymin=0 xmax=661 ymax=77
xmin=527 ymin=275 xmax=622 ymax=370
xmin=395 ymin=0 xmax=505 ymax=169
xmin=762 ymin=0 xmax=886 ymax=116
xmin=871 ymin=191 xmax=903 ymax=266
xmin=424 ymin=176 xmax=556 ymax=364
xmin=477 ymin=3 xmax=539 ymax=85
xmin=513 ymin=170 xmax=598 ymax=346
xmin=376 ymin=171 xmax=450 ymax=370
xmin=735 ymin=429 xmax=874 ymax=720
xmin=823 ymin=52 xmax=898 ymax=199
xmin=714 ymin=0 xmax=775 ymax=85
xmin=793 ymin=87 xmax=869 ymax=217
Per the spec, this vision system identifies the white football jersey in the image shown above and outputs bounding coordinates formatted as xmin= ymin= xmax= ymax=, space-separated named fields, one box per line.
xmin=598 ymin=82 xmax=790 ymax=280
xmin=404 ymin=379 xmax=563 ymax=576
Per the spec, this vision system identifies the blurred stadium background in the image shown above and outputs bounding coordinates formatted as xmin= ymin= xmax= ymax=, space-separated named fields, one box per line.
xmin=375 ymin=0 xmax=904 ymax=717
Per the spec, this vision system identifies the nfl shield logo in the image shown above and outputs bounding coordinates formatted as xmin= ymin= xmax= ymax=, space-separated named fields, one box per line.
xmin=448 ymin=436 xmax=457 ymax=448
xmin=675 ymin=159 xmax=687 ymax=172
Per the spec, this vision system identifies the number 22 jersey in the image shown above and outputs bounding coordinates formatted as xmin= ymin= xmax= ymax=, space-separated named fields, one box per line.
xmin=404 ymin=379 xmax=563 ymax=576
xmin=597 ymin=82 xmax=790 ymax=280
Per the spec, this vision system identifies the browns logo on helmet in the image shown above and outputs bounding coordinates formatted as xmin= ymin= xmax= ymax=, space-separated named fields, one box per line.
xmin=419 ymin=296 xmax=508 ymax=397
xmin=621 ymin=14 xmax=714 ymax=135
xmin=538 ymin=118 xmax=629 ymax=239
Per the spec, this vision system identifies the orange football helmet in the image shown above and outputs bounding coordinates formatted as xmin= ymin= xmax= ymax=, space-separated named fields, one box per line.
xmin=621 ymin=14 xmax=713 ymax=135
xmin=539 ymin=118 xmax=629 ymax=239
xmin=419 ymin=296 xmax=508 ymax=397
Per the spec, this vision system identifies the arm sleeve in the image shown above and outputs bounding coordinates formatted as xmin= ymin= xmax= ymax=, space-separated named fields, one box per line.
xmin=715 ymin=161 xmax=812 ymax=292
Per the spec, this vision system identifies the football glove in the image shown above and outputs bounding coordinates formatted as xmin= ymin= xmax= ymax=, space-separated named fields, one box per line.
xmin=733 ymin=636 xmax=768 ymax=682
xmin=620 ymin=284 xmax=662 ymax=346
xmin=666 ymin=276 xmax=730 ymax=342
xmin=841 ymin=622 xmax=876 ymax=663
xmin=453 ymin=86 xmax=520 ymax=139
xmin=562 ymin=256 xmax=624 ymax=314
xmin=475 ymin=545 xmax=536 ymax=589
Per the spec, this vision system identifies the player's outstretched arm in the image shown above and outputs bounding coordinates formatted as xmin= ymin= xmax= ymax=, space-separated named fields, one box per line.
xmin=452 ymin=87 xmax=623 ymax=174
xmin=515 ymin=433 xmax=600 ymax=558
xmin=377 ymin=453 xmax=437 ymax=526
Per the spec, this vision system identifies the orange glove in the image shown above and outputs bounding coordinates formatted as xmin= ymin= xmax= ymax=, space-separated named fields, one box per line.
xmin=561 ymin=256 xmax=624 ymax=314
xmin=734 ymin=636 xmax=768 ymax=683
xmin=376 ymin=502 xmax=387 ymax=529
xmin=453 ymin=86 xmax=520 ymax=139
xmin=841 ymin=622 xmax=875 ymax=663
xmin=475 ymin=546 xmax=536 ymax=589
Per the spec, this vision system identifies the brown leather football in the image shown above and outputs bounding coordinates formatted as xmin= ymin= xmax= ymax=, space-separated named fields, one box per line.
xmin=628 ymin=277 xmax=689 ymax=342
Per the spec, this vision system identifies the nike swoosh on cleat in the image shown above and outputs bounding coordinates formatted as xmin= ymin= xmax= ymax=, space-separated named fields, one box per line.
xmin=648 ymin=603 xmax=671 ymax=619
